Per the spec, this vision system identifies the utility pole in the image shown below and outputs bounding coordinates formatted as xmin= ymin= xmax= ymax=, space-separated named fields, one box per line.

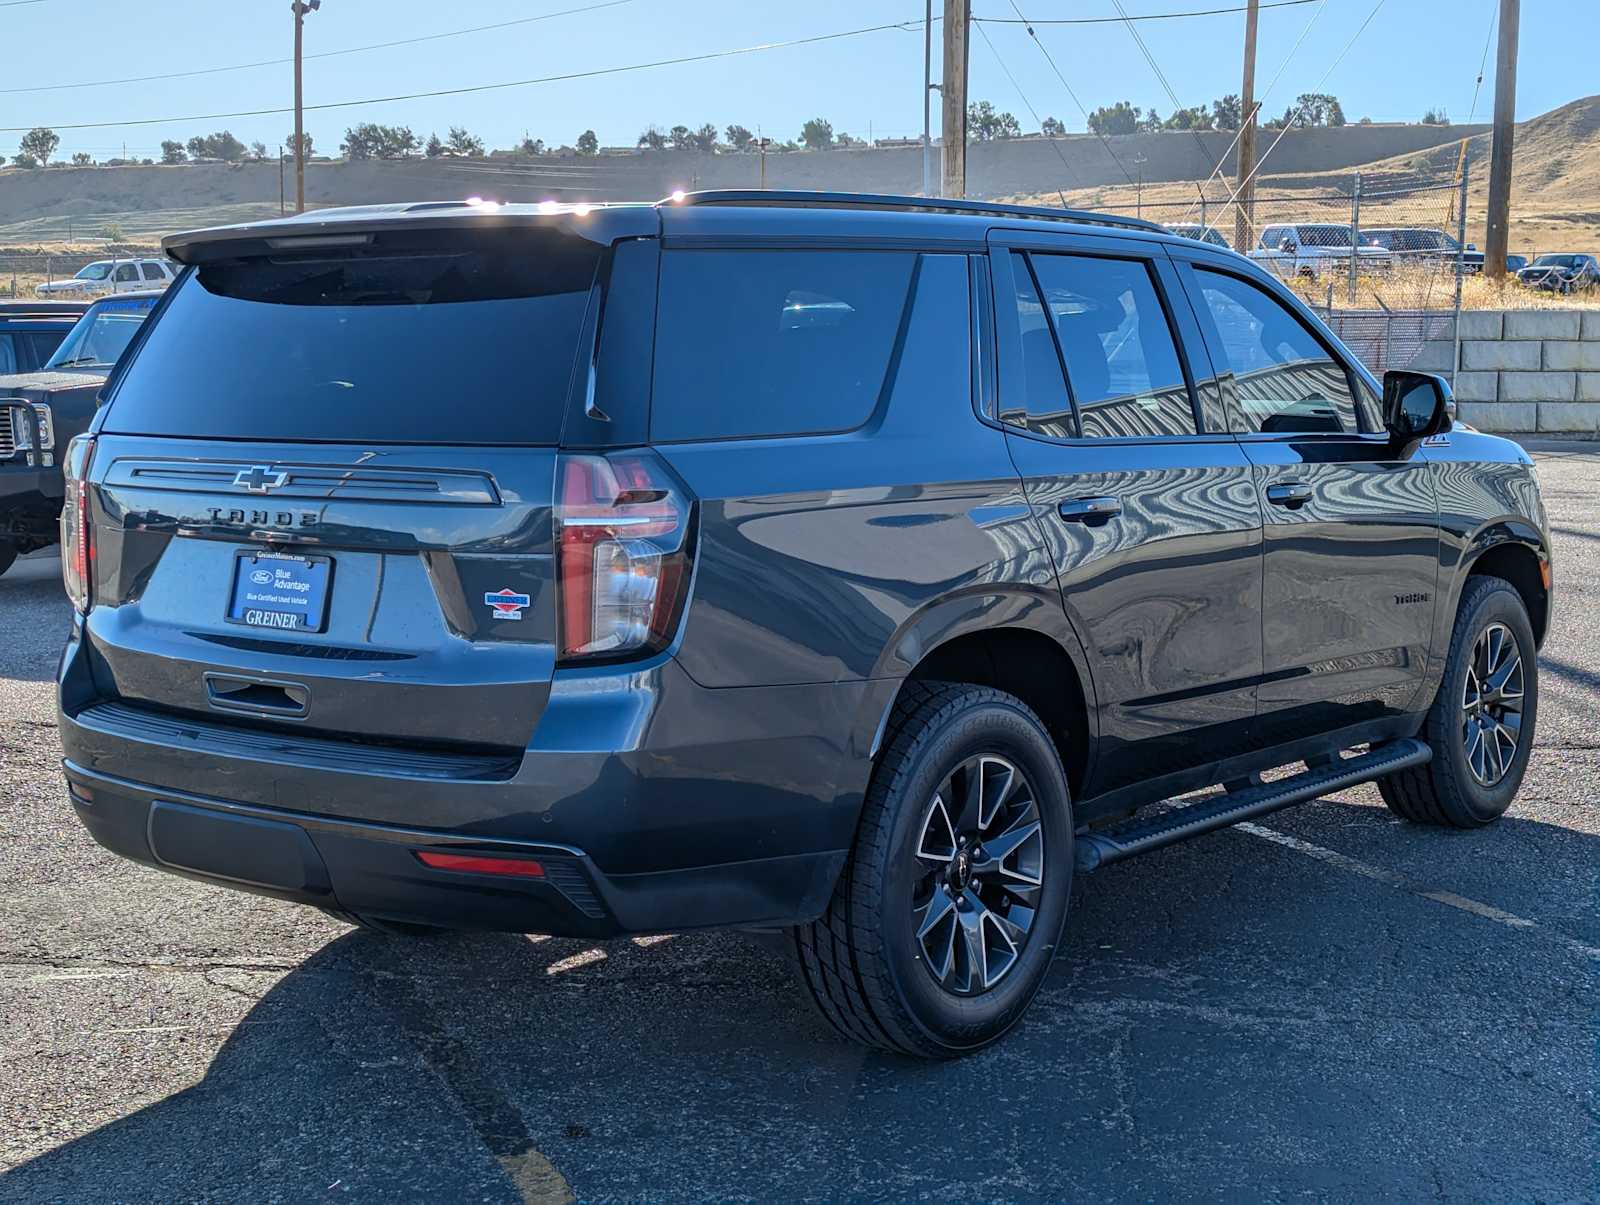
xmin=1233 ymin=0 xmax=1260 ymax=252
xmin=279 ymin=145 xmax=286 ymax=216
xmin=922 ymin=0 xmax=934 ymax=196
xmin=1484 ymin=0 xmax=1519 ymax=279
xmin=291 ymin=0 xmax=321 ymax=215
xmin=940 ymin=0 xmax=969 ymax=198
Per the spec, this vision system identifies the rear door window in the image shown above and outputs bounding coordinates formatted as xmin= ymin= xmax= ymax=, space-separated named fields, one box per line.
xmin=140 ymin=262 xmax=167 ymax=281
xmin=103 ymin=234 xmax=599 ymax=444
xmin=1029 ymin=253 xmax=1197 ymax=439
xmin=650 ymin=249 xmax=918 ymax=441
xmin=1000 ymin=252 xmax=1075 ymax=439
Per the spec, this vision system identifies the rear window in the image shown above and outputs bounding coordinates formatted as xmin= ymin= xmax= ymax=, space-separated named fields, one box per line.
xmin=651 ymin=249 xmax=919 ymax=441
xmin=104 ymin=236 xmax=599 ymax=444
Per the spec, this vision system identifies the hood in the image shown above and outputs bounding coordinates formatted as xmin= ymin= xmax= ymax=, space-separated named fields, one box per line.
xmin=0 ymin=369 xmax=108 ymax=396
xmin=36 ymin=279 xmax=95 ymax=295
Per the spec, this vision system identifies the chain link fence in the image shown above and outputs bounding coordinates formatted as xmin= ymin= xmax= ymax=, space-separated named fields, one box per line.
xmin=1082 ymin=162 xmax=1491 ymax=382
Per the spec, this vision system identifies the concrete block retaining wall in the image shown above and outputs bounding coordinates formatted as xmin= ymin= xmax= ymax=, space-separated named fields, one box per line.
xmin=1406 ymin=310 xmax=1600 ymax=434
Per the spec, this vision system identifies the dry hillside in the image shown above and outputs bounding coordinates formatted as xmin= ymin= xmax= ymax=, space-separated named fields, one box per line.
xmin=1008 ymin=95 xmax=1600 ymax=256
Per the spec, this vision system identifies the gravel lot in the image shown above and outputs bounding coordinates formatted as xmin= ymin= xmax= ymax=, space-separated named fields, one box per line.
xmin=2 ymin=445 xmax=1597 ymax=1203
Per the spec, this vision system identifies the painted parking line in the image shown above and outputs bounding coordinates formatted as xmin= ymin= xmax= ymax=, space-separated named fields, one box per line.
xmin=1237 ymin=821 xmax=1600 ymax=961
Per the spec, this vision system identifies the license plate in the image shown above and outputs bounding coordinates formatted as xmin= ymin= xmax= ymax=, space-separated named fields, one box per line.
xmin=227 ymin=552 xmax=332 ymax=633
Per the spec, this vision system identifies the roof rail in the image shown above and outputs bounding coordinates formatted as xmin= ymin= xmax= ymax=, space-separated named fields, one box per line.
xmin=662 ymin=189 xmax=1165 ymax=234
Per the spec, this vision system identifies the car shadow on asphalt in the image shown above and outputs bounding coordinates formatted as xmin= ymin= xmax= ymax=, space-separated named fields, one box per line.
xmin=4 ymin=800 xmax=1596 ymax=1201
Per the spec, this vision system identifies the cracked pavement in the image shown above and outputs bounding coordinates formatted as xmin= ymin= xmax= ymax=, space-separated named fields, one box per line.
xmin=1 ymin=444 xmax=1597 ymax=1201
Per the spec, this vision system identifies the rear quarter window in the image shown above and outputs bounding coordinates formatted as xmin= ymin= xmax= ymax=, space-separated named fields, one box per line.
xmin=650 ymin=248 xmax=920 ymax=441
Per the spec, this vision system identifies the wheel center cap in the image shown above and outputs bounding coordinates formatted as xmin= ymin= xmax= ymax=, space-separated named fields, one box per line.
xmin=950 ymin=849 xmax=973 ymax=892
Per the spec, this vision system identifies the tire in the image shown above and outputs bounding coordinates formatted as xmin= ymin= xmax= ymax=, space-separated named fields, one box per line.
xmin=316 ymin=905 xmax=444 ymax=937
xmin=789 ymin=681 xmax=1074 ymax=1058
xmin=0 ymin=543 xmax=16 ymax=579
xmin=1379 ymin=576 xmax=1538 ymax=827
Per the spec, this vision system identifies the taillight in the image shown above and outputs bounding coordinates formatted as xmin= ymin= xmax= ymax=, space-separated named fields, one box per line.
xmin=555 ymin=450 xmax=695 ymax=664
xmin=59 ymin=434 xmax=95 ymax=613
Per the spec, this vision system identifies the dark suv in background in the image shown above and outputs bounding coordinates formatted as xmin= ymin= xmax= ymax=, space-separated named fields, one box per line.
xmin=56 ymin=193 xmax=1551 ymax=1057
xmin=0 ymin=292 xmax=161 ymax=577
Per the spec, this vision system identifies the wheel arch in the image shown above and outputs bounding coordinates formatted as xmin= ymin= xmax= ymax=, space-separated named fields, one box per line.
xmin=862 ymin=590 xmax=1099 ymax=802
xmin=1455 ymin=520 xmax=1550 ymax=648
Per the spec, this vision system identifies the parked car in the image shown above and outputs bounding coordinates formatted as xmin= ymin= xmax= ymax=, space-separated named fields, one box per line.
xmin=55 ymin=193 xmax=1550 ymax=1057
xmin=0 ymin=300 xmax=87 ymax=377
xmin=1504 ymin=253 xmax=1529 ymax=273
xmin=1361 ymin=227 xmax=1483 ymax=273
xmin=1248 ymin=222 xmax=1392 ymax=280
xmin=1516 ymin=253 xmax=1600 ymax=293
xmin=1163 ymin=222 xmax=1232 ymax=251
xmin=35 ymin=257 xmax=179 ymax=299
xmin=0 ymin=291 xmax=161 ymax=577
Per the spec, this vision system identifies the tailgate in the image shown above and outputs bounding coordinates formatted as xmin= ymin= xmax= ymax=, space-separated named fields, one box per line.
xmin=81 ymin=436 xmax=557 ymax=751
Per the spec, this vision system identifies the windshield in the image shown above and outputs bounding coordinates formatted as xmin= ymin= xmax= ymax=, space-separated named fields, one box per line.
xmin=103 ymin=233 xmax=600 ymax=444
xmin=44 ymin=299 xmax=156 ymax=370
xmin=1299 ymin=226 xmax=1353 ymax=248
xmin=74 ymin=263 xmax=113 ymax=281
xmin=1532 ymin=255 xmax=1581 ymax=268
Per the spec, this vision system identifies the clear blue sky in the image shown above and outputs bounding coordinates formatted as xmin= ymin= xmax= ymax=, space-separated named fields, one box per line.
xmin=3 ymin=0 xmax=1596 ymax=161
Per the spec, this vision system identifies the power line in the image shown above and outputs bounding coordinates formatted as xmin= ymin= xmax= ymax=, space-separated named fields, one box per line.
xmin=0 ymin=0 xmax=640 ymax=95
xmin=974 ymin=0 xmax=1320 ymax=25
xmin=0 ymin=20 xmax=926 ymax=133
xmin=972 ymin=19 xmax=1075 ymax=202
xmin=1106 ymin=0 xmax=1217 ymax=196
xmin=1000 ymin=0 xmax=1140 ymax=188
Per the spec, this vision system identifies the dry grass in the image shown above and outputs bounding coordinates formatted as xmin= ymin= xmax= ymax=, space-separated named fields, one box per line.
xmin=1279 ymin=265 xmax=1600 ymax=312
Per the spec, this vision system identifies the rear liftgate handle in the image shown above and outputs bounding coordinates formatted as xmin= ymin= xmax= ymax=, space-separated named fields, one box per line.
xmin=1057 ymin=496 xmax=1122 ymax=526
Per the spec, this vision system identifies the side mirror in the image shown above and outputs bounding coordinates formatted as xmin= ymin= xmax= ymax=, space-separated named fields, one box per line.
xmin=1383 ymin=369 xmax=1452 ymax=453
xmin=1467 ymin=243 xmax=1478 ymax=251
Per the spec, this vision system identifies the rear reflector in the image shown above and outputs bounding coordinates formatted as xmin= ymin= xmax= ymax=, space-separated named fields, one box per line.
xmin=414 ymin=850 xmax=545 ymax=878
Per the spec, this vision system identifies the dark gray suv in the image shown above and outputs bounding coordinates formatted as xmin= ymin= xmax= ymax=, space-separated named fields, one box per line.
xmin=56 ymin=192 xmax=1552 ymax=1057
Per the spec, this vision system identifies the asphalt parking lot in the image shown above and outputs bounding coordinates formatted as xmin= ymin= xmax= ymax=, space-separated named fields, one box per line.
xmin=1 ymin=444 xmax=1597 ymax=1203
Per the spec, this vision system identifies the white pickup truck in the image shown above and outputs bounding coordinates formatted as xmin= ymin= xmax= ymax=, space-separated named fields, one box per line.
xmin=36 ymin=258 xmax=180 ymax=299
xmin=1247 ymin=223 xmax=1391 ymax=281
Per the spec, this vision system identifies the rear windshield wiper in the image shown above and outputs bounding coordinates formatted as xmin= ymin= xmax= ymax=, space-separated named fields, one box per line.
xmin=49 ymin=356 xmax=104 ymax=368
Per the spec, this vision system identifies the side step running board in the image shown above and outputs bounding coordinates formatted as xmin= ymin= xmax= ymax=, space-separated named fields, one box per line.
xmin=1075 ymin=738 xmax=1431 ymax=873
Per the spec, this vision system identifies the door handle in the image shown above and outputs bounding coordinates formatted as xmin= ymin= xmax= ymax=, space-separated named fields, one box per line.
xmin=1265 ymin=481 xmax=1313 ymax=508
xmin=1057 ymin=496 xmax=1122 ymax=524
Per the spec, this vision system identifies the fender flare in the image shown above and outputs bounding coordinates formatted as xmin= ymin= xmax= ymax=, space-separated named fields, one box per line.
xmin=850 ymin=583 xmax=1101 ymax=767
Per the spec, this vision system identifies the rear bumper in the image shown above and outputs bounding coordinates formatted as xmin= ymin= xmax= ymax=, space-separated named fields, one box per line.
xmin=58 ymin=625 xmax=889 ymax=934
xmin=63 ymin=759 xmax=847 ymax=937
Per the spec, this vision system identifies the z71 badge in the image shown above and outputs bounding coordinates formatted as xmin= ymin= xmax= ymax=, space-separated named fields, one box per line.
xmin=484 ymin=587 xmax=531 ymax=621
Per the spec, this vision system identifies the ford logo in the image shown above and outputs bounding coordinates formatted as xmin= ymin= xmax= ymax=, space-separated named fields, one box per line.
xmin=249 ymin=569 xmax=274 ymax=585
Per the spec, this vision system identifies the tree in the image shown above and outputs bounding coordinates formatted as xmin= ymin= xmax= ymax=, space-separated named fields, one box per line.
xmin=18 ymin=127 xmax=59 ymax=167
xmin=1138 ymin=108 xmax=1164 ymax=133
xmin=1275 ymin=92 xmax=1346 ymax=129
xmin=518 ymin=135 xmax=546 ymax=155
xmin=447 ymin=126 xmax=486 ymax=157
xmin=286 ymin=131 xmax=314 ymax=159
xmin=160 ymin=140 xmax=187 ymax=165
xmin=341 ymin=123 xmax=418 ymax=160
xmin=836 ymin=132 xmax=863 ymax=148
xmin=1212 ymin=94 xmax=1242 ymax=131
xmin=425 ymin=132 xmax=444 ymax=158
xmin=1087 ymin=102 xmax=1140 ymax=136
xmin=724 ymin=124 xmax=755 ymax=151
xmin=1422 ymin=107 xmax=1449 ymax=125
xmin=577 ymin=129 xmax=599 ymax=155
xmin=1041 ymin=116 xmax=1066 ymax=137
xmin=249 ymin=141 xmax=268 ymax=160
xmin=1164 ymin=105 xmax=1214 ymax=131
xmin=686 ymin=123 xmax=718 ymax=153
xmin=185 ymin=130 xmax=247 ymax=162
xmin=70 ymin=152 xmax=93 ymax=166
xmin=799 ymin=117 xmax=834 ymax=150
xmin=637 ymin=125 xmax=667 ymax=151
xmin=967 ymin=100 xmax=1021 ymax=142
xmin=666 ymin=124 xmax=691 ymax=150
xmin=10 ymin=153 xmax=38 ymax=169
